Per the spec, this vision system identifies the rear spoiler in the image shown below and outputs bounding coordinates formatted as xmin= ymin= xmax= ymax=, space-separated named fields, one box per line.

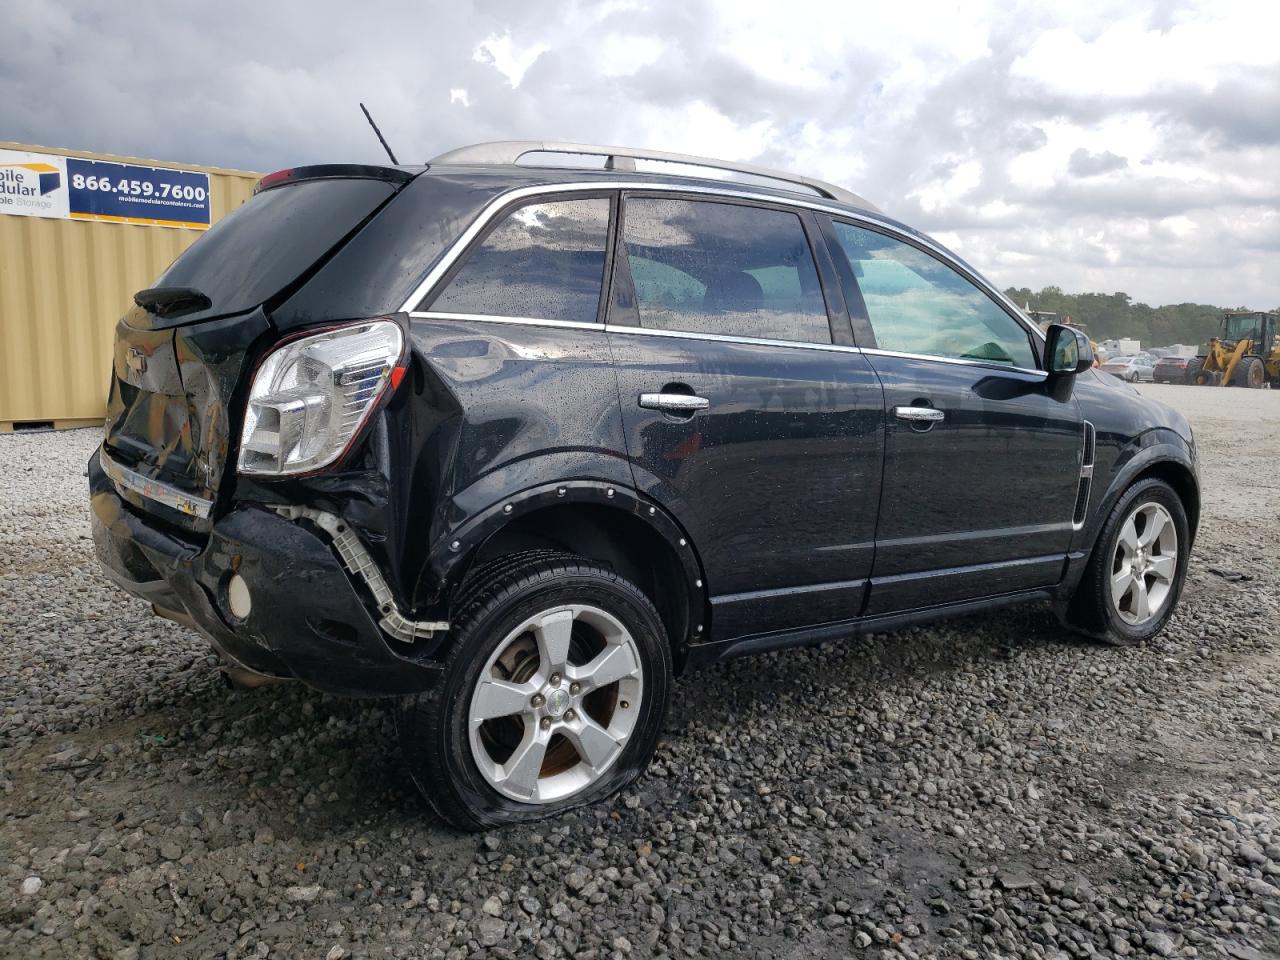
xmin=255 ymin=163 xmax=417 ymax=194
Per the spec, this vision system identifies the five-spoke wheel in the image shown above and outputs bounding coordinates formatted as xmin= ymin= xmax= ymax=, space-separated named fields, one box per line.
xmin=399 ymin=551 xmax=671 ymax=831
xmin=1109 ymin=502 xmax=1178 ymax=625
xmin=468 ymin=605 xmax=644 ymax=803
xmin=1064 ymin=477 xmax=1189 ymax=644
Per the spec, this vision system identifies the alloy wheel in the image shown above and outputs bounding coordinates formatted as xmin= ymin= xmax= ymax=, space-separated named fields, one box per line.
xmin=467 ymin=605 xmax=644 ymax=803
xmin=1109 ymin=502 xmax=1178 ymax=625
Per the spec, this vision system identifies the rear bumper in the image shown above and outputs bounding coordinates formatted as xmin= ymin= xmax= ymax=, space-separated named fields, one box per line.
xmin=89 ymin=449 xmax=442 ymax=697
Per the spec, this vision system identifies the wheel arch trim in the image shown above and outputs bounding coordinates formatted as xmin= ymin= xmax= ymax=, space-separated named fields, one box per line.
xmin=1083 ymin=439 xmax=1199 ymax=552
xmin=426 ymin=479 xmax=709 ymax=655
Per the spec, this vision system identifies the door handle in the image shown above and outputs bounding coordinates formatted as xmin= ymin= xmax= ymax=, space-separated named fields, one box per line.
xmin=639 ymin=393 xmax=710 ymax=413
xmin=894 ymin=405 xmax=944 ymax=424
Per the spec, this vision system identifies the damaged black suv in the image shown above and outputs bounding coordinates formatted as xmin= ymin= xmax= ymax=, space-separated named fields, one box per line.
xmin=91 ymin=141 xmax=1199 ymax=830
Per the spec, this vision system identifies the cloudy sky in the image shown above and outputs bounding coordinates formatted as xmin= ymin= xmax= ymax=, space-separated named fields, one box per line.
xmin=3 ymin=0 xmax=1277 ymax=308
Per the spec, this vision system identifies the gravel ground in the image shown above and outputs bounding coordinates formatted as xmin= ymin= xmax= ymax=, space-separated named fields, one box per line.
xmin=2 ymin=382 xmax=1279 ymax=960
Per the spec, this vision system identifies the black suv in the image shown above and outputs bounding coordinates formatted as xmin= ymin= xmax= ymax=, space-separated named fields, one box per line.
xmin=91 ymin=141 xmax=1199 ymax=829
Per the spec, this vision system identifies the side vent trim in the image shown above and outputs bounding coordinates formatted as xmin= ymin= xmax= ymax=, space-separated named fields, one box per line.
xmin=1072 ymin=421 xmax=1096 ymax=529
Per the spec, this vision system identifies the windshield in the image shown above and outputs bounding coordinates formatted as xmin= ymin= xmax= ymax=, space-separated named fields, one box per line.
xmin=1224 ymin=314 xmax=1262 ymax=341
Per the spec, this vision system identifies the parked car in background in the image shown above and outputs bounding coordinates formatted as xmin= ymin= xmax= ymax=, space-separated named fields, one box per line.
xmin=1153 ymin=356 xmax=1193 ymax=383
xmin=1101 ymin=355 xmax=1155 ymax=382
xmin=88 ymin=140 xmax=1199 ymax=829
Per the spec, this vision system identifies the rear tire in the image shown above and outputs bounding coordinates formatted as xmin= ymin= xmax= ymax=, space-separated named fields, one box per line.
xmin=399 ymin=550 xmax=672 ymax=831
xmin=1062 ymin=478 xmax=1189 ymax=646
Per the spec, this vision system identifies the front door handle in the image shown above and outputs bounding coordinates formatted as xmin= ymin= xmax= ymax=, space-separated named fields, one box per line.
xmin=894 ymin=405 xmax=945 ymax=424
xmin=639 ymin=393 xmax=710 ymax=414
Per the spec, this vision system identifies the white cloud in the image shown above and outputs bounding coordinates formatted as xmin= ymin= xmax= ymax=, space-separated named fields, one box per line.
xmin=911 ymin=159 xmax=983 ymax=214
xmin=0 ymin=0 xmax=1275 ymax=307
xmin=473 ymin=32 xmax=549 ymax=88
xmin=1011 ymin=4 xmax=1280 ymax=99
xmin=595 ymin=34 xmax=665 ymax=77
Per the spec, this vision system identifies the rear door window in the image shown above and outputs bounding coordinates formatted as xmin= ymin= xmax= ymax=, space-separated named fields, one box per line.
xmin=426 ymin=197 xmax=610 ymax=323
xmin=830 ymin=220 xmax=1037 ymax=368
xmin=619 ymin=197 xmax=831 ymax=344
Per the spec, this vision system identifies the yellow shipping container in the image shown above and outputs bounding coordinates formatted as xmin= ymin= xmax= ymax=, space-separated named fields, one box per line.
xmin=0 ymin=141 xmax=259 ymax=430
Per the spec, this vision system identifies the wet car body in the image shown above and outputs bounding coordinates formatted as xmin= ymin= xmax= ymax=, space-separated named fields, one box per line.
xmin=90 ymin=153 xmax=1200 ymax=698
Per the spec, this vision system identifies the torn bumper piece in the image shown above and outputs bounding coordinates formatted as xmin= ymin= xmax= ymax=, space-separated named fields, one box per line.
xmin=88 ymin=449 xmax=443 ymax=697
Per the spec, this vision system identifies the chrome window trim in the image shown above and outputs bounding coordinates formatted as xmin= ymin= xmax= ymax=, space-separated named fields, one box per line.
xmin=860 ymin=347 xmax=1047 ymax=379
xmin=410 ymin=311 xmax=1046 ymax=375
xmin=411 ymin=310 xmax=606 ymax=332
xmin=412 ymin=311 xmax=862 ymax=355
xmin=395 ymin=180 xmax=1047 ymax=349
xmin=100 ymin=447 xmax=213 ymax=519
xmin=606 ymin=323 xmax=862 ymax=355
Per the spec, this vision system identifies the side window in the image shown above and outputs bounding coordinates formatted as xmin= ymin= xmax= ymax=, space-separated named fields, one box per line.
xmin=427 ymin=197 xmax=610 ymax=323
xmin=831 ymin=221 xmax=1037 ymax=368
xmin=620 ymin=197 xmax=830 ymax=344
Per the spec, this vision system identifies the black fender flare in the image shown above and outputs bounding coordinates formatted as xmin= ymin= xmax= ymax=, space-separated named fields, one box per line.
xmin=423 ymin=479 xmax=709 ymax=648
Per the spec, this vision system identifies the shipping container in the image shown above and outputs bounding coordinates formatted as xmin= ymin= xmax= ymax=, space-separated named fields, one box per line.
xmin=0 ymin=141 xmax=259 ymax=431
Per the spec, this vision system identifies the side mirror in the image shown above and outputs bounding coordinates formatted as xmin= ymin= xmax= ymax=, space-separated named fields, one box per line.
xmin=1045 ymin=324 xmax=1093 ymax=376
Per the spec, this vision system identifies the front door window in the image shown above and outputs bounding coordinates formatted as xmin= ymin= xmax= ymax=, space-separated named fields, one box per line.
xmin=830 ymin=221 xmax=1036 ymax=368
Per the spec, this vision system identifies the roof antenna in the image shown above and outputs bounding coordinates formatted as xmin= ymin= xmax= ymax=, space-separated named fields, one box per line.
xmin=359 ymin=102 xmax=399 ymax=165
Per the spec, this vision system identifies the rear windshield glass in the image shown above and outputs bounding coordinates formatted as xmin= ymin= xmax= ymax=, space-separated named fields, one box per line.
xmin=152 ymin=178 xmax=396 ymax=323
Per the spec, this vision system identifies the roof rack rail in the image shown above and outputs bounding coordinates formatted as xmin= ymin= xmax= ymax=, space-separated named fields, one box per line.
xmin=428 ymin=140 xmax=878 ymax=212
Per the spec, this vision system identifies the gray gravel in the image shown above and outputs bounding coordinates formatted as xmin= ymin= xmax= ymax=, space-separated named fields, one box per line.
xmin=2 ymin=382 xmax=1279 ymax=959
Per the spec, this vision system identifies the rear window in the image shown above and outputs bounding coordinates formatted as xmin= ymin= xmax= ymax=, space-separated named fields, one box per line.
xmin=151 ymin=178 xmax=396 ymax=324
xmin=426 ymin=197 xmax=610 ymax=323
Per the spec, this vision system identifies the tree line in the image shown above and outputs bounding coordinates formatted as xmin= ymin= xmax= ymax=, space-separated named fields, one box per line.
xmin=1003 ymin=287 xmax=1277 ymax=348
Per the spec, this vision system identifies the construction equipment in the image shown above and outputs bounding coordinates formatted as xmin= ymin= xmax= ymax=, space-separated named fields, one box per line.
xmin=1188 ymin=311 xmax=1280 ymax=388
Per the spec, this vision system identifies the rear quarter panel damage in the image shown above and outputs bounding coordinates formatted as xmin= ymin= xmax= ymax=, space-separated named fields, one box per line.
xmin=399 ymin=316 xmax=639 ymax=607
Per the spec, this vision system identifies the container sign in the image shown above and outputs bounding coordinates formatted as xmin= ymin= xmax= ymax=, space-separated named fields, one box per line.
xmin=0 ymin=148 xmax=69 ymax=220
xmin=67 ymin=157 xmax=210 ymax=229
xmin=0 ymin=147 xmax=210 ymax=229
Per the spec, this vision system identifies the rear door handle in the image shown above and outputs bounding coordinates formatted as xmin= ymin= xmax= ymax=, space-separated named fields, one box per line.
xmin=639 ymin=393 xmax=710 ymax=413
xmin=893 ymin=405 xmax=944 ymax=423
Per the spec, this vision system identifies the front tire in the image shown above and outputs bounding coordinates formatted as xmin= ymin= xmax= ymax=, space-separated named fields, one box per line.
xmin=1233 ymin=356 xmax=1264 ymax=388
xmin=399 ymin=551 xmax=672 ymax=830
xmin=1063 ymin=478 xmax=1190 ymax=645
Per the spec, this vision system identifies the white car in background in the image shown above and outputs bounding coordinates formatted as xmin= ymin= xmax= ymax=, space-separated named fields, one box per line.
xmin=1100 ymin=355 xmax=1155 ymax=382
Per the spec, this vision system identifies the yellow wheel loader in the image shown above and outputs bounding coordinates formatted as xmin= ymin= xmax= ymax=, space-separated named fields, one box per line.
xmin=1188 ymin=311 xmax=1280 ymax=388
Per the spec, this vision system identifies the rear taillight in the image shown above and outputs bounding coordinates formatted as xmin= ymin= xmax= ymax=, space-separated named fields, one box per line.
xmin=237 ymin=320 xmax=406 ymax=476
